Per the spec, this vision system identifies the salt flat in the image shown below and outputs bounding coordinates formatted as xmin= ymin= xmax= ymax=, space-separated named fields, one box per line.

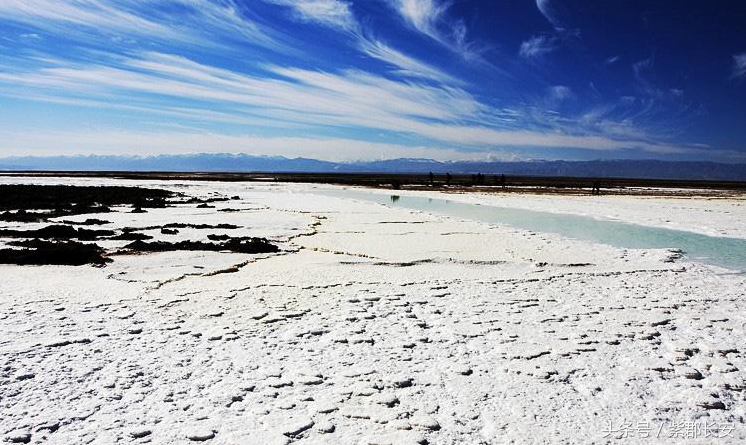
xmin=1 ymin=177 xmax=745 ymax=444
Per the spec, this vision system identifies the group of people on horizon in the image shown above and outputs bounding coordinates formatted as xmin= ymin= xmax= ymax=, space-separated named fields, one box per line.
xmin=428 ymin=172 xmax=507 ymax=188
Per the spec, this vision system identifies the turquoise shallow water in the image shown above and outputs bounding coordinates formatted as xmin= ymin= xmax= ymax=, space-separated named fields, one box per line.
xmin=318 ymin=188 xmax=746 ymax=273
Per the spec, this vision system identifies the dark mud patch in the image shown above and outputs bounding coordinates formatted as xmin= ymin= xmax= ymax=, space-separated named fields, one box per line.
xmin=173 ymin=196 xmax=231 ymax=206
xmin=60 ymin=218 xmax=111 ymax=226
xmin=122 ymin=237 xmax=279 ymax=255
xmin=165 ymin=223 xmax=239 ymax=230
xmin=1 ymin=210 xmax=57 ymax=223
xmin=0 ymin=240 xmax=110 ymax=266
xmin=0 ymin=184 xmax=174 ymax=221
xmin=109 ymin=232 xmax=153 ymax=241
xmin=1 ymin=207 xmax=110 ymax=223
xmin=122 ymin=223 xmax=240 ymax=233
xmin=0 ymin=225 xmax=116 ymax=241
xmin=0 ymin=184 xmax=275 ymax=265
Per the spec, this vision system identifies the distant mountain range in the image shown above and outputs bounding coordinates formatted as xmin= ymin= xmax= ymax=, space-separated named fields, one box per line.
xmin=1 ymin=154 xmax=746 ymax=181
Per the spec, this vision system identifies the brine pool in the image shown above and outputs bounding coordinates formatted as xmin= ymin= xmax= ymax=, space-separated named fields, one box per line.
xmin=318 ymin=188 xmax=746 ymax=273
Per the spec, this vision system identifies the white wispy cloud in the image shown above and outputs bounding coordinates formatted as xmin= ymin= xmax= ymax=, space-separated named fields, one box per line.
xmin=358 ymin=38 xmax=461 ymax=84
xmin=0 ymin=52 xmax=706 ymax=157
xmin=633 ymin=58 xmax=663 ymax=98
xmin=0 ymin=0 xmax=169 ymax=35
xmin=386 ymin=0 xmax=482 ymax=61
xmin=0 ymin=130 xmax=486 ymax=162
xmin=605 ymin=55 xmax=620 ymax=65
xmin=733 ymin=53 xmax=746 ymax=79
xmin=632 ymin=57 xmax=682 ymax=100
xmin=0 ymin=52 xmax=485 ymax=134
xmin=0 ymin=0 xmax=286 ymax=52
xmin=262 ymin=0 xmax=357 ymax=31
xmin=535 ymin=0 xmax=563 ymax=30
xmin=546 ymin=85 xmax=574 ymax=102
xmin=390 ymin=0 xmax=446 ymax=39
xmin=0 ymin=2 xmax=720 ymax=161
xmin=258 ymin=0 xmax=460 ymax=85
xmin=519 ymin=35 xmax=556 ymax=60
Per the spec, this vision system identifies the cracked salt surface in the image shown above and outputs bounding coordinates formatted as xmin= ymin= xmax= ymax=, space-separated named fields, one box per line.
xmin=319 ymin=188 xmax=746 ymax=272
xmin=0 ymin=177 xmax=745 ymax=444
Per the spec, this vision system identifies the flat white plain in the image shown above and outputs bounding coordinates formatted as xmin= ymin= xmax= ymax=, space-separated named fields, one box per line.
xmin=1 ymin=177 xmax=744 ymax=444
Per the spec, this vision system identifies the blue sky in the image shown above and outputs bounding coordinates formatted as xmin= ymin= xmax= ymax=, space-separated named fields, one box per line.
xmin=0 ymin=0 xmax=745 ymax=162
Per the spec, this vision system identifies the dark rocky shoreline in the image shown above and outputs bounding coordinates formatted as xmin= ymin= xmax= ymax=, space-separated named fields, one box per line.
xmin=0 ymin=184 xmax=279 ymax=266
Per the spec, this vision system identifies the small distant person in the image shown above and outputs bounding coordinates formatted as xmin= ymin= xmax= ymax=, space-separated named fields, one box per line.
xmin=428 ymin=171 xmax=434 ymax=186
xmin=446 ymin=173 xmax=452 ymax=186
xmin=501 ymin=174 xmax=506 ymax=188
xmin=592 ymin=181 xmax=601 ymax=195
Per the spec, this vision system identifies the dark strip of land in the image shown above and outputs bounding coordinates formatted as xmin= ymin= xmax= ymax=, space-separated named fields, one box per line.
xmin=2 ymin=171 xmax=745 ymax=197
